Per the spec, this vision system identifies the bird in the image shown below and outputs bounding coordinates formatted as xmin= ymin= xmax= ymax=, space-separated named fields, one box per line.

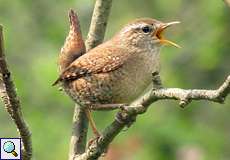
xmin=53 ymin=10 xmax=180 ymax=137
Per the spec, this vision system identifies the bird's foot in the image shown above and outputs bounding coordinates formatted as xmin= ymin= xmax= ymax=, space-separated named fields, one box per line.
xmin=87 ymin=134 xmax=100 ymax=148
xmin=87 ymin=135 xmax=109 ymax=156
xmin=115 ymin=104 xmax=137 ymax=128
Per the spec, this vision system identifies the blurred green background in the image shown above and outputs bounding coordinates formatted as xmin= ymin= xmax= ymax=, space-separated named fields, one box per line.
xmin=0 ymin=0 xmax=229 ymax=160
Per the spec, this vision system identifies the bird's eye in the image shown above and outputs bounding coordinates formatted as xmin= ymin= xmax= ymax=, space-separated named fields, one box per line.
xmin=142 ymin=26 xmax=151 ymax=33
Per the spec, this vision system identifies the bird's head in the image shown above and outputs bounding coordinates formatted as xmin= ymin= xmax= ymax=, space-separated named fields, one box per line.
xmin=116 ymin=18 xmax=180 ymax=49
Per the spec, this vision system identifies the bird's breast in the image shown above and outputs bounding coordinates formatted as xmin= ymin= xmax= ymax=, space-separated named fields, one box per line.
xmin=110 ymin=48 xmax=161 ymax=103
xmin=62 ymin=47 xmax=161 ymax=105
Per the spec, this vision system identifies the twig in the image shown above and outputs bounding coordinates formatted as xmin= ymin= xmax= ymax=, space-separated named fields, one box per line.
xmin=150 ymin=76 xmax=230 ymax=107
xmin=69 ymin=104 xmax=89 ymax=159
xmin=0 ymin=25 xmax=32 ymax=160
xmin=69 ymin=0 xmax=113 ymax=159
xmin=76 ymin=74 xmax=230 ymax=159
xmin=85 ymin=0 xmax=113 ymax=51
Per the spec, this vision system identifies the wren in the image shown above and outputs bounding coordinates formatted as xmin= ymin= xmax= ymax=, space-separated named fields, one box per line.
xmin=53 ymin=10 xmax=180 ymax=136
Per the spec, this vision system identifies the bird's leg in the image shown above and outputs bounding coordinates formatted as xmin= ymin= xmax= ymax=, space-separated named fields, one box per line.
xmin=85 ymin=103 xmax=126 ymax=147
xmin=85 ymin=107 xmax=102 ymax=151
xmin=90 ymin=103 xmax=127 ymax=111
xmin=84 ymin=108 xmax=100 ymax=137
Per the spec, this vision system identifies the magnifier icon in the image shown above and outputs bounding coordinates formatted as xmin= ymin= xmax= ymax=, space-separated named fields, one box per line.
xmin=3 ymin=141 xmax=18 ymax=157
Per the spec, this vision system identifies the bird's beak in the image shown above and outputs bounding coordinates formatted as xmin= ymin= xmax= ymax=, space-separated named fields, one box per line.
xmin=155 ymin=21 xmax=181 ymax=48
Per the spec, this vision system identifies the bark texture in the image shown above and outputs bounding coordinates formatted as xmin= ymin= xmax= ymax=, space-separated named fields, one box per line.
xmin=0 ymin=25 xmax=32 ymax=160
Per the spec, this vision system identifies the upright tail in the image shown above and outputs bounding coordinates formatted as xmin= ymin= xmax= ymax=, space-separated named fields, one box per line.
xmin=53 ymin=9 xmax=86 ymax=86
xmin=58 ymin=9 xmax=86 ymax=72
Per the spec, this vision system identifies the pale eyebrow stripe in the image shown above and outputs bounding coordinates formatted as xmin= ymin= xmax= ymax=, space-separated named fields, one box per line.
xmin=121 ymin=23 xmax=148 ymax=33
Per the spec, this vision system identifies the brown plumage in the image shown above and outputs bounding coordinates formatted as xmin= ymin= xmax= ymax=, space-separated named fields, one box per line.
xmin=54 ymin=15 xmax=179 ymax=105
xmin=58 ymin=9 xmax=86 ymax=73
xmin=53 ymin=10 xmax=179 ymax=136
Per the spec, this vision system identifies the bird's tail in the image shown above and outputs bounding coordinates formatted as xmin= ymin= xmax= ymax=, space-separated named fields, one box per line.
xmin=58 ymin=9 xmax=86 ymax=72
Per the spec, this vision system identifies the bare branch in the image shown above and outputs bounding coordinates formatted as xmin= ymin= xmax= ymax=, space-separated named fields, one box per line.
xmin=150 ymin=75 xmax=230 ymax=107
xmin=69 ymin=0 xmax=113 ymax=159
xmin=0 ymin=25 xmax=32 ymax=160
xmin=76 ymin=74 xmax=230 ymax=159
xmin=85 ymin=0 xmax=113 ymax=51
xmin=69 ymin=104 xmax=89 ymax=159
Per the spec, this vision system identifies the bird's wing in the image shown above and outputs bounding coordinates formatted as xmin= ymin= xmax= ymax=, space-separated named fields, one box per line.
xmin=52 ymin=44 xmax=129 ymax=85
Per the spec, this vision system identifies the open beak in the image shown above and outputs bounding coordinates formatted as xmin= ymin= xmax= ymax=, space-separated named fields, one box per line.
xmin=155 ymin=21 xmax=181 ymax=48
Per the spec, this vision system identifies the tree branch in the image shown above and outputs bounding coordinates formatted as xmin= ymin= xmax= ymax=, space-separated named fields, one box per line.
xmin=0 ymin=25 xmax=32 ymax=160
xmin=85 ymin=0 xmax=113 ymax=51
xmin=69 ymin=104 xmax=89 ymax=159
xmin=69 ymin=0 xmax=113 ymax=159
xmin=76 ymin=74 xmax=230 ymax=159
xmin=150 ymin=76 xmax=230 ymax=107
